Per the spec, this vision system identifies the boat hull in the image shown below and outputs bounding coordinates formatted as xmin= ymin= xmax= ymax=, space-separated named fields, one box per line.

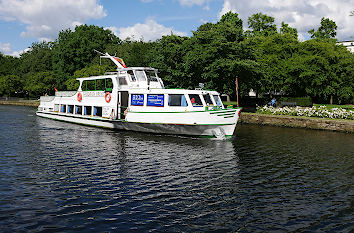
xmin=36 ymin=111 xmax=239 ymax=138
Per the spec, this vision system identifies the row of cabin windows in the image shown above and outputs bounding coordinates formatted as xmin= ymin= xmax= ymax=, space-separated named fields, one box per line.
xmin=82 ymin=78 xmax=113 ymax=91
xmin=57 ymin=104 xmax=103 ymax=117
xmin=81 ymin=71 xmax=160 ymax=90
xmin=130 ymin=94 xmax=222 ymax=107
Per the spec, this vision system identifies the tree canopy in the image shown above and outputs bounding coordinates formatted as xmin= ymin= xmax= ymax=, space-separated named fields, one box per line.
xmin=308 ymin=17 xmax=338 ymax=40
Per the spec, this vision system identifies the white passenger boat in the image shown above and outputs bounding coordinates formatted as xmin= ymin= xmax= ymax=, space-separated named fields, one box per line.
xmin=36 ymin=52 xmax=242 ymax=139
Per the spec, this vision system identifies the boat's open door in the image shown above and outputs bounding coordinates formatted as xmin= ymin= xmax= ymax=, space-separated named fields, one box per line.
xmin=118 ymin=91 xmax=129 ymax=119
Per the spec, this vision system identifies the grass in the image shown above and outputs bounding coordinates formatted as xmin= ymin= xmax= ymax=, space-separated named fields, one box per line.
xmin=313 ymin=104 xmax=354 ymax=110
xmin=223 ymin=101 xmax=238 ymax=106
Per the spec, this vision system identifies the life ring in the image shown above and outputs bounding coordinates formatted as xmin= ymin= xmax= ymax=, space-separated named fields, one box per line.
xmin=77 ymin=92 xmax=82 ymax=102
xmin=105 ymin=92 xmax=111 ymax=103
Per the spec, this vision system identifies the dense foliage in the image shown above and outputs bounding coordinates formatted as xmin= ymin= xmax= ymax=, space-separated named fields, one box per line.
xmin=0 ymin=12 xmax=353 ymax=104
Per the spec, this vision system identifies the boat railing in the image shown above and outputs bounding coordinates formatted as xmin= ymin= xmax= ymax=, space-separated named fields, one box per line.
xmin=104 ymin=72 xmax=118 ymax=75
xmin=40 ymin=96 xmax=56 ymax=102
xmin=55 ymin=91 xmax=77 ymax=97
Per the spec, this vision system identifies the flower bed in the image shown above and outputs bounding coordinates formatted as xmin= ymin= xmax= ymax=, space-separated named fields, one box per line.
xmin=256 ymin=105 xmax=354 ymax=120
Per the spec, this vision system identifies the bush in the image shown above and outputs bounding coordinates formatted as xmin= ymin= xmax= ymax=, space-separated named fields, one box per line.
xmin=279 ymin=97 xmax=312 ymax=107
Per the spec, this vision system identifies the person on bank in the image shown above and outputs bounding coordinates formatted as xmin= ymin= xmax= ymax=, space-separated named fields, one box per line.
xmin=270 ymin=97 xmax=276 ymax=107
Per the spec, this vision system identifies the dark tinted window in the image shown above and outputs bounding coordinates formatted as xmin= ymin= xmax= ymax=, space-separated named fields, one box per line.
xmin=203 ymin=94 xmax=214 ymax=105
xmin=188 ymin=94 xmax=203 ymax=106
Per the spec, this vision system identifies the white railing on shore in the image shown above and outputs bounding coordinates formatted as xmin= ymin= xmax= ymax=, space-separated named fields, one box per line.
xmin=55 ymin=91 xmax=77 ymax=97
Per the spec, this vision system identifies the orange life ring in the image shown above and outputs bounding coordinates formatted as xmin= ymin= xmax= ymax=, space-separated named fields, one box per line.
xmin=77 ymin=92 xmax=82 ymax=102
xmin=105 ymin=92 xmax=111 ymax=103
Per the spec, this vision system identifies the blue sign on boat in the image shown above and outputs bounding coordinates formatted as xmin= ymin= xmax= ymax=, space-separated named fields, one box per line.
xmin=131 ymin=94 xmax=144 ymax=106
xmin=147 ymin=94 xmax=164 ymax=107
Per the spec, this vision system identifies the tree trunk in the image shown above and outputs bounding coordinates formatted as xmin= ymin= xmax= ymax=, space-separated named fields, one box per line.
xmin=330 ymin=95 xmax=333 ymax=105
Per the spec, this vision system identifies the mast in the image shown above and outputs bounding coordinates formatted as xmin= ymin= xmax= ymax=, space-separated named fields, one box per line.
xmin=94 ymin=50 xmax=127 ymax=69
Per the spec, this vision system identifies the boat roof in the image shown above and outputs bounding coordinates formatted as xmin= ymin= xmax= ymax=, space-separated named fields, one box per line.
xmin=76 ymin=67 xmax=159 ymax=81
xmin=118 ymin=67 xmax=158 ymax=72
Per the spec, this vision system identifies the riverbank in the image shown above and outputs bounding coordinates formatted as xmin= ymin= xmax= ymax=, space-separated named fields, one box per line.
xmin=0 ymin=100 xmax=39 ymax=107
xmin=240 ymin=112 xmax=354 ymax=133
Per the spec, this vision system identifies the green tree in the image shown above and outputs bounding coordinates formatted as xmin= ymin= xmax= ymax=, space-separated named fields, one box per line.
xmin=65 ymin=64 xmax=111 ymax=90
xmin=0 ymin=53 xmax=20 ymax=76
xmin=182 ymin=12 xmax=260 ymax=97
xmin=308 ymin=17 xmax=337 ymax=39
xmin=285 ymin=39 xmax=353 ymax=103
xmin=247 ymin=13 xmax=277 ymax=37
xmin=23 ymin=71 xmax=57 ymax=97
xmin=0 ymin=75 xmax=22 ymax=97
xmin=149 ymin=35 xmax=190 ymax=88
xmin=280 ymin=22 xmax=298 ymax=39
xmin=19 ymin=41 xmax=53 ymax=75
xmin=52 ymin=24 xmax=120 ymax=88
xmin=244 ymin=32 xmax=299 ymax=96
xmin=103 ymin=39 xmax=155 ymax=67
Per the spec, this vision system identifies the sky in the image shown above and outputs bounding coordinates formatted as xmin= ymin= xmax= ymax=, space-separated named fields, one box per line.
xmin=0 ymin=0 xmax=353 ymax=57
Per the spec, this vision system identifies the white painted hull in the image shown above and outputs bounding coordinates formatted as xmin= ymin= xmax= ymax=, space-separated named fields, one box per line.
xmin=36 ymin=110 xmax=240 ymax=138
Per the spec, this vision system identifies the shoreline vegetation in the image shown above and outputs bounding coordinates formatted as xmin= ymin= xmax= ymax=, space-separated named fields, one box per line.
xmin=1 ymin=100 xmax=352 ymax=133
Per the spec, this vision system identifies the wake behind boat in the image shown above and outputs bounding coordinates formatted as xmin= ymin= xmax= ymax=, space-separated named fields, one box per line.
xmin=36 ymin=52 xmax=242 ymax=139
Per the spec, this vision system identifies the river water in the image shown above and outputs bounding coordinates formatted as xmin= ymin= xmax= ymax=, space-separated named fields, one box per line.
xmin=0 ymin=105 xmax=353 ymax=232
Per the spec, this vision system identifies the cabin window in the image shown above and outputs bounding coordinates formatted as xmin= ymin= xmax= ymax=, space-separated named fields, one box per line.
xmin=146 ymin=71 xmax=158 ymax=82
xmin=168 ymin=94 xmax=188 ymax=107
xmin=213 ymin=95 xmax=222 ymax=107
xmin=105 ymin=78 xmax=113 ymax=91
xmin=119 ymin=77 xmax=128 ymax=85
xmin=76 ymin=106 xmax=82 ymax=115
xmin=131 ymin=94 xmax=144 ymax=106
xmin=96 ymin=79 xmax=105 ymax=90
xmin=84 ymin=106 xmax=92 ymax=115
xmin=54 ymin=104 xmax=59 ymax=112
xmin=147 ymin=94 xmax=164 ymax=107
xmin=128 ymin=70 xmax=136 ymax=82
xmin=83 ymin=79 xmax=113 ymax=91
xmin=84 ymin=80 xmax=95 ymax=91
xmin=68 ymin=105 xmax=74 ymax=114
xmin=61 ymin=104 xmax=67 ymax=113
xmin=203 ymin=94 xmax=214 ymax=106
xmin=188 ymin=94 xmax=203 ymax=107
xmin=94 ymin=107 xmax=102 ymax=117
xmin=135 ymin=70 xmax=146 ymax=81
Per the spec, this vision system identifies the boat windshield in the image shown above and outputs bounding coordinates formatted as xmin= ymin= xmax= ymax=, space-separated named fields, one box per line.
xmin=146 ymin=70 xmax=158 ymax=82
xmin=203 ymin=94 xmax=214 ymax=106
xmin=135 ymin=70 xmax=146 ymax=81
xmin=128 ymin=70 xmax=136 ymax=82
xmin=213 ymin=95 xmax=222 ymax=107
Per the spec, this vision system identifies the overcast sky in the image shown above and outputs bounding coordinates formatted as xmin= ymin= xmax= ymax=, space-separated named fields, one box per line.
xmin=0 ymin=0 xmax=353 ymax=56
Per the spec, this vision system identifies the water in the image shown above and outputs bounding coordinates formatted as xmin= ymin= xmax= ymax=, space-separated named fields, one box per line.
xmin=0 ymin=105 xmax=353 ymax=232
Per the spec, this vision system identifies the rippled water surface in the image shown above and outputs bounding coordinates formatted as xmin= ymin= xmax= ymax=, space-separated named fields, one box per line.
xmin=0 ymin=105 xmax=353 ymax=232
